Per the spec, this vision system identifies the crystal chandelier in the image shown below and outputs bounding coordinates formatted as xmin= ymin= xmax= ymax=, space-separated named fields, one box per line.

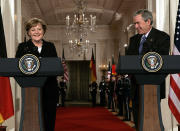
xmin=69 ymin=38 xmax=90 ymax=55
xmin=65 ymin=0 xmax=96 ymax=37
xmin=65 ymin=0 xmax=96 ymax=55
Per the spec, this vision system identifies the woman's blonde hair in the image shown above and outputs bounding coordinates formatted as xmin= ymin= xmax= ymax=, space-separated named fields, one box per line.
xmin=25 ymin=18 xmax=47 ymax=35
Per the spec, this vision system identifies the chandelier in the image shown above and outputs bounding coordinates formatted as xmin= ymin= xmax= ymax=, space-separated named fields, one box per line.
xmin=65 ymin=0 xmax=96 ymax=36
xmin=65 ymin=0 xmax=96 ymax=55
xmin=69 ymin=38 xmax=90 ymax=55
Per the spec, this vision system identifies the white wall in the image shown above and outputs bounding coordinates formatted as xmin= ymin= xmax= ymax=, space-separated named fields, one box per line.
xmin=155 ymin=0 xmax=179 ymax=130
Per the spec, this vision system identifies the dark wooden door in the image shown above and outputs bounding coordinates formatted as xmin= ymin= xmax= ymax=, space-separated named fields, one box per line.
xmin=67 ymin=61 xmax=90 ymax=101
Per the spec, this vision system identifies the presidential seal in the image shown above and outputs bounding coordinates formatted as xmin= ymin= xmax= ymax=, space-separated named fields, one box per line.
xmin=19 ymin=54 xmax=40 ymax=75
xmin=142 ymin=52 xmax=163 ymax=72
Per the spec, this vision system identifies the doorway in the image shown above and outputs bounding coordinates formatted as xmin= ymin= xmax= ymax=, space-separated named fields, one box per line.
xmin=67 ymin=61 xmax=90 ymax=102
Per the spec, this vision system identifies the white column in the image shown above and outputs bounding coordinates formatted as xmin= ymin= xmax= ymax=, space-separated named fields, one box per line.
xmin=170 ymin=0 xmax=179 ymax=53
xmin=156 ymin=0 xmax=170 ymax=34
xmin=167 ymin=1 xmax=179 ymax=131
xmin=155 ymin=0 xmax=179 ymax=131
xmin=147 ymin=0 xmax=156 ymax=26
xmin=14 ymin=0 xmax=23 ymax=131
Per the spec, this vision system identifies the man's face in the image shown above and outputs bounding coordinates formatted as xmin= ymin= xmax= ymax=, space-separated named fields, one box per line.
xmin=133 ymin=14 xmax=151 ymax=34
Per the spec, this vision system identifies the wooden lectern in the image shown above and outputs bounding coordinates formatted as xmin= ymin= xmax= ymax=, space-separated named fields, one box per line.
xmin=0 ymin=126 xmax=6 ymax=131
xmin=0 ymin=57 xmax=64 ymax=131
xmin=116 ymin=55 xmax=180 ymax=131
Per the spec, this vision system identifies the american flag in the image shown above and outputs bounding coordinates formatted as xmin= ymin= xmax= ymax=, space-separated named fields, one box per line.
xmin=168 ymin=0 xmax=180 ymax=124
xmin=62 ymin=49 xmax=69 ymax=82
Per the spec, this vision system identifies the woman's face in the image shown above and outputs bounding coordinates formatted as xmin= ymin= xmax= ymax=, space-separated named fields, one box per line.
xmin=28 ymin=23 xmax=44 ymax=42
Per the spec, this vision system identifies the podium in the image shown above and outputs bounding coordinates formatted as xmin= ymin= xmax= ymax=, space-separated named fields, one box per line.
xmin=116 ymin=55 xmax=180 ymax=131
xmin=0 ymin=57 xmax=64 ymax=131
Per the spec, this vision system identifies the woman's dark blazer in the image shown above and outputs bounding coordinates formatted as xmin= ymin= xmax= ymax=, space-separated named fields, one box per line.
xmin=126 ymin=27 xmax=170 ymax=99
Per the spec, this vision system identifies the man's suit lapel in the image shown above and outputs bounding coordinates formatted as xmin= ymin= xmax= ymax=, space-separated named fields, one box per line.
xmin=134 ymin=34 xmax=142 ymax=48
xmin=136 ymin=34 xmax=143 ymax=54
xmin=137 ymin=35 xmax=142 ymax=46
xmin=141 ymin=27 xmax=156 ymax=54
xmin=146 ymin=27 xmax=155 ymax=43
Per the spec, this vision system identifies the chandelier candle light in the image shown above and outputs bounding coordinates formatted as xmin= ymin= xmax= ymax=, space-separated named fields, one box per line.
xmin=69 ymin=38 xmax=90 ymax=55
xmin=65 ymin=0 xmax=96 ymax=36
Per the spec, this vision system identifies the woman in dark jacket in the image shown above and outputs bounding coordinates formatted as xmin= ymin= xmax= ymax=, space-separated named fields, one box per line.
xmin=16 ymin=18 xmax=59 ymax=131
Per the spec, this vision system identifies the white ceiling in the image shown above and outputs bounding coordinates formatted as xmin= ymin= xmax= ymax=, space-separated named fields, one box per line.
xmin=22 ymin=0 xmax=146 ymax=26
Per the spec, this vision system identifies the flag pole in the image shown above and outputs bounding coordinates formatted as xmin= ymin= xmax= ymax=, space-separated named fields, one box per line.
xmin=171 ymin=112 xmax=173 ymax=131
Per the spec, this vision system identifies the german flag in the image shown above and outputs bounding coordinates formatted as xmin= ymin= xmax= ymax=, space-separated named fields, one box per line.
xmin=90 ymin=49 xmax=97 ymax=82
xmin=0 ymin=7 xmax=14 ymax=124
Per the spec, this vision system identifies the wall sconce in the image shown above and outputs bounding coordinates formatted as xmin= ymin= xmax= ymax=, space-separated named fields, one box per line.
xmin=124 ymin=43 xmax=128 ymax=48
xmin=99 ymin=64 xmax=108 ymax=71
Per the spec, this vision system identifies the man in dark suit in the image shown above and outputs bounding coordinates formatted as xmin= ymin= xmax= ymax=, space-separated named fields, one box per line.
xmin=107 ymin=76 xmax=115 ymax=112
xmin=89 ymin=81 xmax=98 ymax=107
xmin=59 ymin=76 xmax=67 ymax=107
xmin=99 ymin=76 xmax=106 ymax=106
xmin=115 ymin=75 xmax=124 ymax=116
xmin=126 ymin=9 xmax=170 ymax=129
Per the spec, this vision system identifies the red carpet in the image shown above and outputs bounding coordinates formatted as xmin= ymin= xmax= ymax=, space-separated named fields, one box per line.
xmin=55 ymin=107 xmax=135 ymax=131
